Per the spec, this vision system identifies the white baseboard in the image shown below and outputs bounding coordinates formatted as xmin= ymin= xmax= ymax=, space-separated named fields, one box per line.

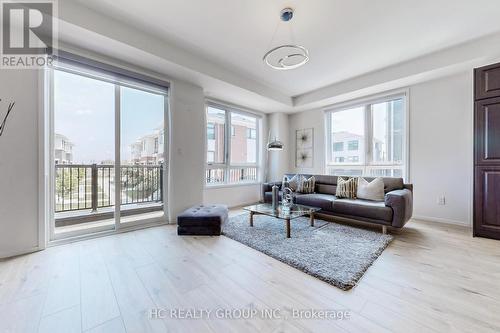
xmin=0 ymin=245 xmax=41 ymax=260
xmin=228 ymin=201 xmax=260 ymax=209
xmin=412 ymin=215 xmax=471 ymax=227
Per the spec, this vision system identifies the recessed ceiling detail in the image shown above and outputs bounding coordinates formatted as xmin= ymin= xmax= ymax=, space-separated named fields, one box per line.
xmin=263 ymin=8 xmax=309 ymax=71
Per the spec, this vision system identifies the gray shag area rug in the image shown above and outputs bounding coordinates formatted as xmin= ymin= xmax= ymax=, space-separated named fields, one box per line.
xmin=222 ymin=213 xmax=393 ymax=290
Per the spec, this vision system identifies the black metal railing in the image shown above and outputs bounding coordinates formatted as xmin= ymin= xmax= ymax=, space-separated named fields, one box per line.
xmin=206 ymin=166 xmax=258 ymax=185
xmin=55 ymin=164 xmax=163 ymax=213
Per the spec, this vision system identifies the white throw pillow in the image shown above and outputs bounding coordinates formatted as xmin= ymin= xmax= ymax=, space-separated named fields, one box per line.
xmin=357 ymin=177 xmax=385 ymax=201
xmin=282 ymin=174 xmax=300 ymax=192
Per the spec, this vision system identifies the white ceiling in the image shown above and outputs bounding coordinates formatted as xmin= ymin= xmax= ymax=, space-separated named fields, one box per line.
xmin=74 ymin=0 xmax=500 ymax=99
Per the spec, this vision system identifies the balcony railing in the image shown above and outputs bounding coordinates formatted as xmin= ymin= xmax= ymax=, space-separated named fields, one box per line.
xmin=55 ymin=164 xmax=163 ymax=213
xmin=206 ymin=166 xmax=258 ymax=185
xmin=325 ymin=164 xmax=403 ymax=178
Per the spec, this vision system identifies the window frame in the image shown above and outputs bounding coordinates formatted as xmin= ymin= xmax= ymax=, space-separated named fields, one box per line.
xmin=205 ymin=101 xmax=261 ymax=186
xmin=325 ymin=91 xmax=409 ymax=181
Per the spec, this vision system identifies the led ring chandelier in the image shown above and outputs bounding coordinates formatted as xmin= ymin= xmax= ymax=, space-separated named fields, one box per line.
xmin=263 ymin=8 xmax=309 ymax=70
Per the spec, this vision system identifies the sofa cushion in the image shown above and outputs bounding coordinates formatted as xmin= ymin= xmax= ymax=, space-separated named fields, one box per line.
xmin=282 ymin=174 xmax=300 ymax=191
xmin=295 ymin=193 xmax=335 ymax=211
xmin=315 ymin=183 xmax=337 ymax=195
xmin=314 ymin=174 xmax=338 ymax=185
xmin=332 ymin=199 xmax=393 ymax=222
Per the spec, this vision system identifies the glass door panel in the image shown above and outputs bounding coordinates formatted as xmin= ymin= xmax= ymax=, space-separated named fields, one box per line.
xmin=119 ymin=86 xmax=165 ymax=225
xmin=53 ymin=70 xmax=115 ymax=237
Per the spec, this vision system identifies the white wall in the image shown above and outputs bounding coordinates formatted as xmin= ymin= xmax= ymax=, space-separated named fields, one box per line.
xmin=288 ymin=109 xmax=325 ymax=175
xmin=288 ymin=72 xmax=473 ymax=226
xmin=409 ymin=72 xmax=473 ymax=226
xmin=204 ymin=184 xmax=261 ymax=208
xmin=168 ymin=80 xmax=206 ymax=221
xmin=0 ymin=70 xmax=42 ymax=258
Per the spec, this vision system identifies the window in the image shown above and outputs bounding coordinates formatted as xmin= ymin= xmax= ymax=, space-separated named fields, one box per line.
xmin=207 ymin=122 xmax=216 ymax=140
xmin=246 ymin=128 xmax=256 ymax=139
xmin=207 ymin=151 xmax=215 ymax=163
xmin=326 ymin=95 xmax=406 ymax=179
xmin=348 ymin=140 xmax=359 ymax=151
xmin=206 ymin=103 xmax=260 ymax=185
xmin=333 ymin=142 xmax=344 ymax=151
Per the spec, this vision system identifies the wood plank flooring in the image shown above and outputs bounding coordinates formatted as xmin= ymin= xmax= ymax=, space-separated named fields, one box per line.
xmin=1 ymin=211 xmax=499 ymax=333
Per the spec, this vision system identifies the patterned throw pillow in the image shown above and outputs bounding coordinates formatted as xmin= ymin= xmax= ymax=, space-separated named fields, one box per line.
xmin=357 ymin=177 xmax=385 ymax=201
xmin=335 ymin=177 xmax=357 ymax=199
xmin=297 ymin=175 xmax=315 ymax=194
xmin=282 ymin=174 xmax=300 ymax=192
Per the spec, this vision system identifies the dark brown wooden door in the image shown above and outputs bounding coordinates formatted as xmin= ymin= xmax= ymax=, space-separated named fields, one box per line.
xmin=474 ymin=62 xmax=500 ymax=240
xmin=474 ymin=166 xmax=500 ymax=238
xmin=475 ymin=63 xmax=500 ymax=100
xmin=475 ymin=97 xmax=500 ymax=165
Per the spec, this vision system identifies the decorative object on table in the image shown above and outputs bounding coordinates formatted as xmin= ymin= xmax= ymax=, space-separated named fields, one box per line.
xmin=297 ymin=175 xmax=315 ymax=194
xmin=281 ymin=187 xmax=294 ymax=211
xmin=271 ymin=184 xmax=280 ymax=211
xmin=222 ymin=213 xmax=394 ymax=290
xmin=0 ymin=99 xmax=15 ymax=137
xmin=263 ymin=8 xmax=309 ymax=71
xmin=295 ymin=128 xmax=314 ymax=168
xmin=335 ymin=176 xmax=358 ymax=199
xmin=357 ymin=177 xmax=385 ymax=201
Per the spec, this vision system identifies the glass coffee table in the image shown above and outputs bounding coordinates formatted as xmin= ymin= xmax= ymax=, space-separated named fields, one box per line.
xmin=243 ymin=203 xmax=321 ymax=238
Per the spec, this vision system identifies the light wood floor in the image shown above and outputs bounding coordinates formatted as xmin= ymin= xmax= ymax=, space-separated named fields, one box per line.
xmin=1 ymin=211 xmax=499 ymax=333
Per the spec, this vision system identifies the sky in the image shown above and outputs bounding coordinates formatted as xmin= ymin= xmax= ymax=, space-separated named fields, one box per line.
xmin=54 ymin=70 xmax=164 ymax=164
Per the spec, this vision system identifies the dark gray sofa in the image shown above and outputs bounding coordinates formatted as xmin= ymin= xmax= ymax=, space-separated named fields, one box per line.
xmin=262 ymin=174 xmax=413 ymax=232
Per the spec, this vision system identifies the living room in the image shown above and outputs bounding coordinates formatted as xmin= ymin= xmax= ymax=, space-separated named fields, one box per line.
xmin=1 ymin=1 xmax=499 ymax=332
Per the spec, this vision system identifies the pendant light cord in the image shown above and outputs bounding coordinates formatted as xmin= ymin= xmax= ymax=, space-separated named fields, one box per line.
xmin=266 ymin=20 xmax=281 ymax=50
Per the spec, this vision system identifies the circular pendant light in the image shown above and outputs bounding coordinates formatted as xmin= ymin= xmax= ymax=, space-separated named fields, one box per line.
xmin=263 ymin=45 xmax=309 ymax=70
xmin=263 ymin=8 xmax=309 ymax=71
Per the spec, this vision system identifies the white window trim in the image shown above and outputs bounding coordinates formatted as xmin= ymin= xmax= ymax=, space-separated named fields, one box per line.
xmin=324 ymin=89 xmax=410 ymax=181
xmin=205 ymin=101 xmax=262 ymax=187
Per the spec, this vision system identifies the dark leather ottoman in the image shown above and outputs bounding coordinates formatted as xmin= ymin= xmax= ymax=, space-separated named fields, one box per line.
xmin=177 ymin=205 xmax=228 ymax=236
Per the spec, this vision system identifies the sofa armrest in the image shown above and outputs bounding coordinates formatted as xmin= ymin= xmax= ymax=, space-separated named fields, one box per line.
xmin=385 ymin=189 xmax=413 ymax=228
xmin=261 ymin=181 xmax=281 ymax=202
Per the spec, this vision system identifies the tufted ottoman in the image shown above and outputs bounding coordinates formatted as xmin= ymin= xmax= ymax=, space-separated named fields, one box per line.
xmin=177 ymin=204 xmax=228 ymax=236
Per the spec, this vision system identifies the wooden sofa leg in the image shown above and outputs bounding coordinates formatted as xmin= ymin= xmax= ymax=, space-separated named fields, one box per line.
xmin=382 ymin=226 xmax=387 ymax=234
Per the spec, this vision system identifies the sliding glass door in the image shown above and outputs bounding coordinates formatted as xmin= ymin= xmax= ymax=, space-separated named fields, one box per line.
xmin=119 ymin=87 xmax=165 ymax=226
xmin=50 ymin=58 xmax=168 ymax=240
xmin=53 ymin=69 xmax=117 ymax=236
